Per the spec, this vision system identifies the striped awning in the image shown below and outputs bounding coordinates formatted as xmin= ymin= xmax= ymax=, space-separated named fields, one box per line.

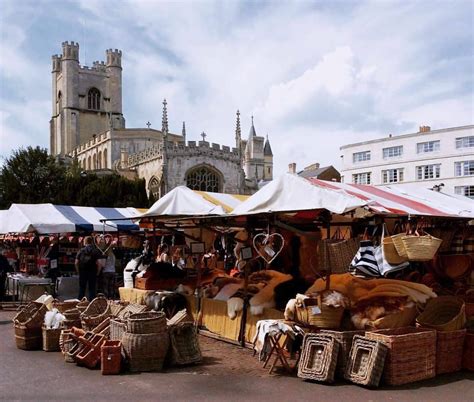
xmin=0 ymin=203 xmax=141 ymax=234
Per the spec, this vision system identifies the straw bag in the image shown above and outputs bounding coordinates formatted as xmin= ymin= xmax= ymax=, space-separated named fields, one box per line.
xmin=402 ymin=231 xmax=442 ymax=262
xmin=326 ymin=229 xmax=359 ymax=274
xmin=416 ymin=296 xmax=466 ymax=331
xmin=382 ymin=225 xmax=407 ymax=265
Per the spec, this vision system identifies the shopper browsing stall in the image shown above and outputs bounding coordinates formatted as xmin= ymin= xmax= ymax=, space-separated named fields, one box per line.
xmin=75 ymin=236 xmax=102 ymax=300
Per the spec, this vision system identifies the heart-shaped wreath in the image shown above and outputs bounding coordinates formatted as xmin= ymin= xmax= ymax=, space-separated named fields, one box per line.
xmin=93 ymin=234 xmax=113 ymax=255
xmin=252 ymin=232 xmax=285 ymax=265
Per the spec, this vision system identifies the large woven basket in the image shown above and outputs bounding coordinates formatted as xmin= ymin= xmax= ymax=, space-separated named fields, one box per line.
xmin=80 ymin=295 xmax=111 ymax=331
xmin=327 ymin=238 xmax=359 ymax=274
xmin=320 ymin=330 xmax=365 ymax=377
xmin=122 ymin=331 xmax=170 ymax=372
xmin=401 ymin=234 xmax=442 ymax=261
xmin=295 ymin=296 xmax=344 ymax=329
xmin=463 ymin=332 xmax=474 ymax=371
xmin=382 ymin=236 xmax=407 ymax=265
xmin=169 ymin=323 xmax=202 ymax=366
xmin=344 ymin=335 xmax=388 ymax=387
xmin=42 ymin=326 xmax=61 ymax=352
xmin=297 ymin=334 xmax=339 ymax=383
xmin=127 ymin=311 xmax=167 ymax=334
xmin=14 ymin=325 xmax=42 ymax=350
xmin=416 ymin=296 xmax=466 ymax=331
xmin=365 ymin=327 xmax=436 ymax=385
xmin=13 ymin=302 xmax=48 ymax=329
xmin=110 ymin=318 xmax=127 ymax=341
xmin=435 ymin=329 xmax=466 ymax=374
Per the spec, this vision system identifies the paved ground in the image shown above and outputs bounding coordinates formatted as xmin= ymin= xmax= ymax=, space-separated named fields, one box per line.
xmin=1 ymin=309 xmax=473 ymax=401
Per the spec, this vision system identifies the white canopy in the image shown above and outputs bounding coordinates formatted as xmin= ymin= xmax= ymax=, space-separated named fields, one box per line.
xmin=139 ymin=186 xmax=247 ymax=219
xmin=231 ymin=173 xmax=367 ymax=216
xmin=0 ymin=204 xmax=141 ymax=234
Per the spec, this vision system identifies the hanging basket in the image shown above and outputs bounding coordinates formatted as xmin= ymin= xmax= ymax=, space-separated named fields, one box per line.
xmin=391 ymin=233 xmax=408 ymax=259
xmin=382 ymin=236 xmax=407 ymax=265
xmin=401 ymin=234 xmax=442 ymax=261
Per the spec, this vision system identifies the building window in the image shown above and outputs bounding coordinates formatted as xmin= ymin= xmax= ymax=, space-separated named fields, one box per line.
xmin=353 ymin=151 xmax=371 ymax=163
xmin=97 ymin=151 xmax=102 ymax=169
xmin=382 ymin=168 xmax=404 ymax=183
xmin=353 ymin=172 xmax=371 ymax=185
xmin=57 ymin=91 xmax=62 ymax=114
xmin=87 ymin=156 xmax=91 ymax=170
xmin=88 ymin=88 xmax=101 ymax=110
xmin=416 ymin=164 xmax=441 ymax=180
xmin=455 ymin=136 xmax=474 ymax=149
xmin=186 ymin=166 xmax=222 ymax=192
xmin=455 ymin=160 xmax=474 ymax=177
xmin=103 ymin=149 xmax=107 ymax=169
xmin=383 ymin=146 xmax=403 ymax=159
xmin=149 ymin=176 xmax=161 ymax=200
xmin=455 ymin=186 xmax=474 ymax=199
xmin=417 ymin=140 xmax=440 ymax=154
xmin=92 ymin=154 xmax=97 ymax=170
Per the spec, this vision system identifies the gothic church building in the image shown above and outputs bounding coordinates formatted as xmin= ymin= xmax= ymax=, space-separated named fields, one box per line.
xmin=50 ymin=42 xmax=273 ymax=197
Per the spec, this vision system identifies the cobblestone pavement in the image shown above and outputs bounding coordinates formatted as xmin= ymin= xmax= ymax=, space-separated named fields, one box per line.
xmin=1 ymin=309 xmax=473 ymax=401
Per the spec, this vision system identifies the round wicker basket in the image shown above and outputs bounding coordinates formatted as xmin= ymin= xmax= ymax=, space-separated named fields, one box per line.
xmin=126 ymin=311 xmax=167 ymax=334
xmin=122 ymin=330 xmax=169 ymax=372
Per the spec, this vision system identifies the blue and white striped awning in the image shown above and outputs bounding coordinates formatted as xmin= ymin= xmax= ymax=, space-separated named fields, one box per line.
xmin=0 ymin=203 xmax=141 ymax=234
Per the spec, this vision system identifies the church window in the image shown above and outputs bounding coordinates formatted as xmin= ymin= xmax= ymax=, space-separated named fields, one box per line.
xmin=92 ymin=154 xmax=97 ymax=170
xmin=87 ymin=156 xmax=91 ymax=170
xmin=57 ymin=91 xmax=62 ymax=114
xmin=103 ymin=149 xmax=107 ymax=168
xmin=88 ymin=88 xmax=101 ymax=110
xmin=149 ymin=176 xmax=161 ymax=200
xmin=97 ymin=151 xmax=102 ymax=169
xmin=186 ymin=166 xmax=222 ymax=192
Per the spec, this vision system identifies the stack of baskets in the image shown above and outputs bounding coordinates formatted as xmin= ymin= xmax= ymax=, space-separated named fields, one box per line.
xmin=51 ymin=299 xmax=78 ymax=313
xmin=13 ymin=302 xmax=48 ymax=350
xmin=62 ymin=308 xmax=82 ymax=329
xmin=416 ymin=296 xmax=467 ymax=374
xmin=297 ymin=334 xmax=339 ymax=383
xmin=110 ymin=303 xmax=148 ymax=342
xmin=122 ymin=311 xmax=169 ymax=372
xmin=80 ymin=295 xmax=111 ymax=331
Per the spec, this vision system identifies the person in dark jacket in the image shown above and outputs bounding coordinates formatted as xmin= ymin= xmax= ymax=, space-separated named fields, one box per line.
xmin=75 ymin=236 xmax=101 ymax=300
xmin=0 ymin=251 xmax=13 ymax=304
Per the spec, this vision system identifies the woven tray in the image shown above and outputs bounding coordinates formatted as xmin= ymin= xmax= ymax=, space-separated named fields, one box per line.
xmin=297 ymin=334 xmax=339 ymax=383
xmin=365 ymin=327 xmax=436 ymax=385
xmin=344 ymin=335 xmax=387 ymax=387
xmin=320 ymin=329 xmax=365 ymax=377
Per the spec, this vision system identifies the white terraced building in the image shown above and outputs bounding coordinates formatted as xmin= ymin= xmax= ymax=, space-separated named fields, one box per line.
xmin=340 ymin=125 xmax=474 ymax=198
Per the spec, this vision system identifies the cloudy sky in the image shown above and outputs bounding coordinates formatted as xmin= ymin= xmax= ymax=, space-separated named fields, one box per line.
xmin=0 ymin=0 xmax=473 ymax=174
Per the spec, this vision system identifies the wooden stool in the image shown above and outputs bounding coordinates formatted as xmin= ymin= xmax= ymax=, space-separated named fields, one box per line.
xmin=262 ymin=332 xmax=295 ymax=374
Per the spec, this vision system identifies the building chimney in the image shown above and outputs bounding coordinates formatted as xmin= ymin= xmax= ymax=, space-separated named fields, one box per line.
xmin=419 ymin=125 xmax=431 ymax=133
xmin=288 ymin=163 xmax=296 ymax=174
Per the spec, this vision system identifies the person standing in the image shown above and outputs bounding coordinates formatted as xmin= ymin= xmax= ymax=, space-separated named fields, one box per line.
xmin=102 ymin=248 xmax=116 ymax=299
xmin=75 ymin=236 xmax=101 ymax=300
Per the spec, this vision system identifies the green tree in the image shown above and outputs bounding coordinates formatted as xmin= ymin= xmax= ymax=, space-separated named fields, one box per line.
xmin=0 ymin=146 xmax=66 ymax=208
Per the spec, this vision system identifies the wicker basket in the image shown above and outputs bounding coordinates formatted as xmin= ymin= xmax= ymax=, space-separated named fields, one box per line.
xmin=297 ymin=334 xmax=340 ymax=383
xmin=402 ymin=234 xmax=442 ymax=261
xmin=416 ymin=296 xmax=466 ymax=331
xmin=109 ymin=301 xmax=129 ymax=317
xmin=344 ymin=335 xmax=388 ymax=387
xmin=116 ymin=303 xmax=148 ymax=319
xmin=52 ymin=300 xmax=78 ymax=313
xmin=80 ymin=295 xmax=111 ymax=331
xmin=463 ymin=332 xmax=474 ymax=371
xmin=383 ymin=236 xmax=407 ymax=265
xmin=122 ymin=330 xmax=170 ymax=372
xmin=42 ymin=326 xmax=61 ymax=352
xmin=327 ymin=238 xmax=359 ymax=274
xmin=13 ymin=302 xmax=48 ymax=329
xmin=59 ymin=328 xmax=84 ymax=354
xmin=320 ymin=330 xmax=365 ymax=377
xmin=14 ymin=325 xmax=42 ymax=350
xmin=436 ymin=254 xmax=472 ymax=280
xmin=435 ymin=329 xmax=466 ymax=374
xmin=391 ymin=233 xmax=408 ymax=259
xmin=365 ymin=327 xmax=436 ymax=385
xmin=169 ymin=323 xmax=202 ymax=366
xmin=74 ymin=332 xmax=107 ymax=369
xmin=76 ymin=298 xmax=89 ymax=313
xmin=101 ymin=340 xmax=122 ymax=375
xmin=110 ymin=318 xmax=127 ymax=341
xmin=295 ymin=295 xmax=344 ymax=329
xmin=127 ymin=311 xmax=167 ymax=334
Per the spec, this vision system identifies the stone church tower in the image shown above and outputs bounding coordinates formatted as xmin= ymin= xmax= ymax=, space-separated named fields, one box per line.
xmin=50 ymin=41 xmax=125 ymax=155
xmin=51 ymin=41 xmax=274 ymax=197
